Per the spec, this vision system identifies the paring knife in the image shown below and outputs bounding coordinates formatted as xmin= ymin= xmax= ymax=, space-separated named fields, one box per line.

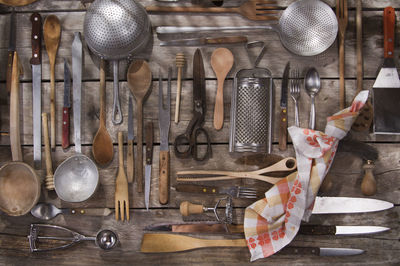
xmin=279 ymin=61 xmax=290 ymax=151
xmin=158 ymin=68 xmax=171 ymax=205
xmin=145 ymin=223 xmax=390 ymax=236
xmin=30 ymin=12 xmax=42 ymax=169
xmin=145 ymin=121 xmax=154 ymax=211
xmin=160 ymin=36 xmax=248 ymax=46
xmin=127 ymin=96 xmax=135 ymax=183
xmin=6 ymin=10 xmax=16 ymax=94
xmin=141 ymin=233 xmax=365 ymax=255
xmin=62 ymin=59 xmax=71 ymax=150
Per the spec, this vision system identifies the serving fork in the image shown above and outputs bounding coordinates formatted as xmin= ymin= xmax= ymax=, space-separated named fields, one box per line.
xmin=115 ymin=131 xmax=129 ymax=221
xmin=290 ymin=68 xmax=301 ymax=127
xmin=175 ymin=184 xmax=258 ymax=199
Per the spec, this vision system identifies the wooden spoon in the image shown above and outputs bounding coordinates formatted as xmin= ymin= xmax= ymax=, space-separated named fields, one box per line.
xmin=211 ymin=48 xmax=234 ymax=130
xmin=43 ymin=15 xmax=61 ymax=151
xmin=128 ymin=60 xmax=152 ymax=193
xmin=92 ymin=60 xmax=114 ymax=166
xmin=0 ymin=0 xmax=37 ymax=6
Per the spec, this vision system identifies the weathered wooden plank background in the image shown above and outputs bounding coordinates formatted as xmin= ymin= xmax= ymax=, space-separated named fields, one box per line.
xmin=0 ymin=0 xmax=399 ymax=265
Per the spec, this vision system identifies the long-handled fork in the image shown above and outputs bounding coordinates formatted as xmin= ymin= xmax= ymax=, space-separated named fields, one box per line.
xmin=290 ymin=68 xmax=301 ymax=127
xmin=337 ymin=0 xmax=348 ymax=109
xmin=115 ymin=131 xmax=129 ymax=221
xmin=175 ymin=184 xmax=258 ymax=199
xmin=145 ymin=0 xmax=278 ymax=21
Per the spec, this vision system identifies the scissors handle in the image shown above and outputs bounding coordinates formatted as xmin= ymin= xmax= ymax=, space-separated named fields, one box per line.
xmin=174 ymin=133 xmax=192 ymax=159
xmin=192 ymin=127 xmax=211 ymax=161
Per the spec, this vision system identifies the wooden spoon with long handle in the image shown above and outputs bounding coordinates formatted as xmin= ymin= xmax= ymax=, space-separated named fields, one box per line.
xmin=211 ymin=48 xmax=234 ymax=130
xmin=0 ymin=0 xmax=37 ymax=6
xmin=92 ymin=59 xmax=114 ymax=166
xmin=337 ymin=0 xmax=348 ymax=110
xmin=128 ymin=60 xmax=152 ymax=193
xmin=43 ymin=15 xmax=61 ymax=151
xmin=42 ymin=113 xmax=54 ymax=190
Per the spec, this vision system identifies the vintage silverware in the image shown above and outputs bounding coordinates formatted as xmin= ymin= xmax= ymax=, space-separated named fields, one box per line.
xmin=158 ymin=69 xmax=171 ymax=204
xmin=31 ymin=203 xmax=112 ymax=220
xmin=29 ymin=224 xmax=118 ymax=251
xmin=279 ymin=62 xmax=290 ymax=150
xmin=175 ymin=184 xmax=257 ymax=199
xmin=304 ymin=67 xmax=321 ymax=130
xmin=115 ymin=132 xmax=129 ymax=221
xmin=180 ymin=197 xmax=233 ymax=224
xmin=290 ymin=68 xmax=301 ymax=127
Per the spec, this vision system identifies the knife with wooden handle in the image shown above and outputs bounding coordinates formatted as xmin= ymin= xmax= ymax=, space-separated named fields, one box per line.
xmin=145 ymin=121 xmax=154 ymax=210
xmin=279 ymin=62 xmax=289 ymax=150
xmin=62 ymin=59 xmax=71 ymax=149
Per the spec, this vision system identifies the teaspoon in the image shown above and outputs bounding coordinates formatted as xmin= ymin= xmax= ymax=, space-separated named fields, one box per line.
xmin=304 ymin=67 xmax=321 ymax=130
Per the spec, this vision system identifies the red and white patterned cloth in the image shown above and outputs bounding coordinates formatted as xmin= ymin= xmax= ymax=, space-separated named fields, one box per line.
xmin=244 ymin=90 xmax=369 ymax=261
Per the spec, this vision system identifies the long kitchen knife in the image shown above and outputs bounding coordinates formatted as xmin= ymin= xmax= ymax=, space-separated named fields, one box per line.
xmin=145 ymin=121 xmax=154 ymax=211
xmin=373 ymin=6 xmax=400 ymax=134
xmin=6 ymin=10 xmax=16 ymax=94
xmin=141 ymin=233 xmax=365 ymax=255
xmin=31 ymin=12 xmax=42 ymax=169
xmin=279 ymin=62 xmax=290 ymax=151
xmin=145 ymin=223 xmax=390 ymax=236
xmin=159 ymin=68 xmax=171 ymax=205
xmin=127 ymin=96 xmax=135 ymax=183
xmin=160 ymin=36 xmax=248 ymax=46
xmin=62 ymin=59 xmax=71 ymax=149
xmin=72 ymin=32 xmax=82 ymax=153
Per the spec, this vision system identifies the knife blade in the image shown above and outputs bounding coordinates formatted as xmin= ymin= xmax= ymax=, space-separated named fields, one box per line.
xmin=193 ymin=48 xmax=206 ymax=118
xmin=145 ymin=223 xmax=390 ymax=236
xmin=6 ymin=10 xmax=16 ymax=94
xmin=62 ymin=59 xmax=71 ymax=149
xmin=279 ymin=62 xmax=290 ymax=151
xmin=30 ymin=12 xmax=42 ymax=169
xmin=158 ymin=68 xmax=171 ymax=205
xmin=141 ymin=233 xmax=365 ymax=255
xmin=72 ymin=32 xmax=82 ymax=153
xmin=312 ymin=196 xmax=393 ymax=214
xmin=160 ymin=36 xmax=248 ymax=46
xmin=127 ymin=96 xmax=135 ymax=183
xmin=145 ymin=121 xmax=154 ymax=211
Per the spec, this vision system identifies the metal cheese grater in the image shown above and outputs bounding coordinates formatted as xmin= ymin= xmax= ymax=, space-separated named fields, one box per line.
xmin=229 ymin=42 xmax=273 ymax=153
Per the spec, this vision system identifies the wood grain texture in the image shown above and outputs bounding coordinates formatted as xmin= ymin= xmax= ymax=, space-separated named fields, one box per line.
xmin=159 ymin=150 xmax=170 ymax=205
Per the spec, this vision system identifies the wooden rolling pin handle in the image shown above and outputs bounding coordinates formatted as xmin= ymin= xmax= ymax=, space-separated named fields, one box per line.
xmin=159 ymin=150 xmax=170 ymax=205
xmin=180 ymin=201 xmax=204 ymax=216
xmin=361 ymin=160 xmax=376 ymax=196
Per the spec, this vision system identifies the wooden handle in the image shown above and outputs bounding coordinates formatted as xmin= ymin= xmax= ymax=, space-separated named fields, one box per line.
xmin=383 ymin=7 xmax=395 ymax=58
xmin=278 ymin=108 xmax=287 ymax=151
xmin=175 ymin=184 xmax=220 ymax=194
xmin=205 ymin=36 xmax=247 ymax=45
xmin=146 ymin=6 xmax=234 ymax=13
xmin=99 ymin=59 xmax=106 ymax=127
xmin=141 ymin=233 xmax=247 ymax=253
xmin=361 ymin=160 xmax=376 ymax=196
xmin=30 ymin=13 xmax=42 ymax=65
xmin=50 ymin=62 xmax=56 ymax=150
xmin=213 ymin=78 xmax=224 ymax=130
xmin=42 ymin=113 xmax=54 ymax=190
xmin=145 ymin=122 xmax=154 ymax=165
xmin=174 ymin=67 xmax=182 ymax=124
xmin=10 ymin=52 xmax=23 ymax=162
xmin=61 ymin=107 xmax=70 ymax=149
xmin=127 ymin=139 xmax=134 ymax=183
xmin=118 ymin=131 xmax=124 ymax=170
xmin=70 ymin=208 xmax=112 ymax=216
xmin=136 ymin=101 xmax=144 ymax=192
xmin=159 ymin=150 xmax=170 ymax=205
xmin=180 ymin=201 xmax=206 ymax=216
xmin=6 ymin=51 xmax=14 ymax=93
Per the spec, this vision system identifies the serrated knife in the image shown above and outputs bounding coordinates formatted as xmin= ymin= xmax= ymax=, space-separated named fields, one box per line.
xmin=145 ymin=121 xmax=153 ymax=211
xmin=279 ymin=61 xmax=290 ymax=151
xmin=30 ymin=12 xmax=42 ymax=169
xmin=62 ymin=59 xmax=71 ymax=149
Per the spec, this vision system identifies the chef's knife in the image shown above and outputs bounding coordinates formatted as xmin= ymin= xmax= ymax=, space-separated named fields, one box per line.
xmin=279 ymin=62 xmax=290 ymax=151
xmin=127 ymin=96 xmax=135 ymax=183
xmin=373 ymin=6 xmax=400 ymax=134
xmin=145 ymin=121 xmax=154 ymax=211
xmin=30 ymin=12 xmax=42 ymax=169
xmin=141 ymin=233 xmax=365 ymax=255
xmin=160 ymin=36 xmax=248 ymax=46
xmin=145 ymin=223 xmax=390 ymax=236
xmin=6 ymin=10 xmax=16 ymax=94
xmin=312 ymin=196 xmax=393 ymax=214
xmin=159 ymin=68 xmax=171 ymax=205
xmin=62 ymin=59 xmax=71 ymax=149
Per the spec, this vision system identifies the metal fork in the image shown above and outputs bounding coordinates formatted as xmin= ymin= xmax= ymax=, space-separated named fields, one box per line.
xmin=290 ymin=68 xmax=301 ymax=127
xmin=115 ymin=131 xmax=129 ymax=221
xmin=175 ymin=184 xmax=258 ymax=199
xmin=220 ymin=186 xmax=258 ymax=199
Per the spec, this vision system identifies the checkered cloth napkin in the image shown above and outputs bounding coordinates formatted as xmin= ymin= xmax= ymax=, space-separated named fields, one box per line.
xmin=244 ymin=90 xmax=369 ymax=261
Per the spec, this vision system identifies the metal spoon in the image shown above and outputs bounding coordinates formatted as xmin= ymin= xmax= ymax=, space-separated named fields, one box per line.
xmin=304 ymin=67 xmax=321 ymax=130
xmin=30 ymin=203 xmax=112 ymax=220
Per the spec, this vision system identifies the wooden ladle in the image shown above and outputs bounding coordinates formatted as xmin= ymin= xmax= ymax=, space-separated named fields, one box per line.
xmin=211 ymin=48 xmax=234 ymax=130
xmin=92 ymin=60 xmax=114 ymax=166
xmin=128 ymin=60 xmax=152 ymax=193
xmin=43 ymin=15 xmax=61 ymax=151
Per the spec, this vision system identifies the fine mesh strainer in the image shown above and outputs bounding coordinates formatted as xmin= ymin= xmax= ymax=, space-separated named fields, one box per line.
xmin=156 ymin=0 xmax=338 ymax=56
xmin=84 ymin=0 xmax=151 ymax=124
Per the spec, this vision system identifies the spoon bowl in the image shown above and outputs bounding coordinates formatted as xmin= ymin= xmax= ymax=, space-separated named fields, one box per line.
xmin=96 ymin=229 xmax=119 ymax=250
xmin=128 ymin=60 xmax=152 ymax=192
xmin=304 ymin=67 xmax=321 ymax=129
xmin=31 ymin=202 xmax=61 ymax=220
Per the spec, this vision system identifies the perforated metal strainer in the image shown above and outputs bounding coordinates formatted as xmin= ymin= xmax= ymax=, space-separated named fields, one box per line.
xmin=84 ymin=0 xmax=151 ymax=124
xmin=156 ymin=0 xmax=338 ymax=56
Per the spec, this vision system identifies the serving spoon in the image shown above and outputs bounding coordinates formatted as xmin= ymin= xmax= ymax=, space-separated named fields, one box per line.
xmin=211 ymin=48 xmax=234 ymax=130
xmin=304 ymin=67 xmax=321 ymax=130
xmin=128 ymin=60 xmax=152 ymax=193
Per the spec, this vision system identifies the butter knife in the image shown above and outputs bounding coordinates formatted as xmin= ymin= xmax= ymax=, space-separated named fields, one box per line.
xmin=127 ymin=96 xmax=135 ymax=183
xmin=62 ymin=59 xmax=71 ymax=149
xmin=145 ymin=121 xmax=153 ymax=211
xmin=279 ymin=62 xmax=290 ymax=151
xmin=31 ymin=12 xmax=42 ymax=169
xmin=160 ymin=36 xmax=248 ymax=46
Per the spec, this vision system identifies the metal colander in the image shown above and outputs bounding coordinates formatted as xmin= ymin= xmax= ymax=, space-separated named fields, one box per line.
xmin=84 ymin=0 xmax=150 ymax=60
